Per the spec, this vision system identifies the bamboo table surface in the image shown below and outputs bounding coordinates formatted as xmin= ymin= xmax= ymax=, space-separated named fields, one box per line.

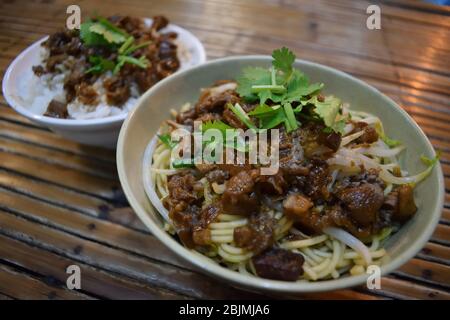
xmin=0 ymin=0 xmax=449 ymax=300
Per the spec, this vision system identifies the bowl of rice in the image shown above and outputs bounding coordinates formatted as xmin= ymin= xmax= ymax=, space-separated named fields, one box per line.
xmin=2 ymin=15 xmax=205 ymax=148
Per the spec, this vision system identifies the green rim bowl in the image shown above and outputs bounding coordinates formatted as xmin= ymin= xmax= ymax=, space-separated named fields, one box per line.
xmin=117 ymin=56 xmax=444 ymax=293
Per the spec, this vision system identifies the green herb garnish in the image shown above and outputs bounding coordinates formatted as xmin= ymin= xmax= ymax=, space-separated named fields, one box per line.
xmin=80 ymin=16 xmax=150 ymax=75
xmin=236 ymin=47 xmax=345 ymax=134
xmin=158 ymin=134 xmax=178 ymax=149
xmin=85 ymin=55 xmax=115 ymax=74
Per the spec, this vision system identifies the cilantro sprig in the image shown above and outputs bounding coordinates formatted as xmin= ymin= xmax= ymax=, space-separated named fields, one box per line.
xmin=235 ymin=47 xmax=344 ymax=134
xmin=80 ymin=16 xmax=151 ymax=75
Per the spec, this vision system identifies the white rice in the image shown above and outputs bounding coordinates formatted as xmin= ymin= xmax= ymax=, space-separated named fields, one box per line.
xmin=19 ymin=48 xmax=139 ymax=120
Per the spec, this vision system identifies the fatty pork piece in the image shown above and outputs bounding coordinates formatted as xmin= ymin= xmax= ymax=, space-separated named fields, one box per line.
xmin=252 ymin=247 xmax=305 ymax=281
xmin=44 ymin=99 xmax=68 ymax=119
xmin=221 ymin=170 xmax=260 ymax=215
xmin=233 ymin=212 xmax=276 ymax=255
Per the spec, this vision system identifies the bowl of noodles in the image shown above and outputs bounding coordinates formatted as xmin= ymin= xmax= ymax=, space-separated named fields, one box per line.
xmin=117 ymin=48 xmax=444 ymax=293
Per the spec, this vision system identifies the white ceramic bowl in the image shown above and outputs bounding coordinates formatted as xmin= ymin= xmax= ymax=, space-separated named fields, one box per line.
xmin=117 ymin=56 xmax=444 ymax=293
xmin=2 ymin=19 xmax=206 ymax=148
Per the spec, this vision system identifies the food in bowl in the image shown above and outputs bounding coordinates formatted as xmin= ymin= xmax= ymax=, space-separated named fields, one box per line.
xmin=143 ymin=48 xmax=439 ymax=282
xmin=23 ymin=15 xmax=183 ymax=120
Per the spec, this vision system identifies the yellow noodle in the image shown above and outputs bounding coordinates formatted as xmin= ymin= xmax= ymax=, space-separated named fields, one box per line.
xmin=280 ymin=235 xmax=328 ymax=250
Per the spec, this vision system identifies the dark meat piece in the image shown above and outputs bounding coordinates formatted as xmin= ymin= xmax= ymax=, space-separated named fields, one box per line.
xmin=396 ymin=185 xmax=417 ymax=221
xmin=151 ymin=15 xmax=169 ymax=32
xmin=256 ymin=171 xmax=287 ymax=195
xmin=383 ymin=185 xmax=417 ymax=223
xmin=221 ymin=170 xmax=259 ymax=215
xmin=338 ymin=183 xmax=384 ymax=227
xmin=192 ymin=229 xmax=211 ymax=246
xmin=167 ymin=173 xmax=199 ymax=204
xmin=76 ymin=83 xmax=99 ymax=106
xmin=32 ymin=65 xmax=45 ymax=77
xmin=110 ymin=16 xmax=145 ymax=37
xmin=134 ymin=67 xmax=159 ymax=93
xmin=198 ymin=202 xmax=222 ymax=228
xmin=318 ymin=131 xmax=342 ymax=152
xmin=43 ymin=30 xmax=76 ymax=56
xmin=206 ymin=169 xmax=229 ymax=184
xmin=233 ymin=212 xmax=275 ymax=254
xmin=196 ymin=112 xmax=221 ymax=123
xmin=298 ymin=122 xmax=337 ymax=159
xmin=103 ymin=76 xmax=131 ymax=106
xmin=252 ymin=248 xmax=304 ymax=281
xmin=195 ymin=90 xmax=240 ymax=115
xmin=156 ymin=58 xmax=180 ymax=78
xmin=283 ymin=194 xmax=313 ymax=221
xmin=63 ymin=63 xmax=87 ymax=103
xmin=159 ymin=40 xmax=178 ymax=60
xmin=46 ymin=54 xmax=66 ymax=72
xmin=353 ymin=122 xmax=379 ymax=144
xmin=217 ymin=163 xmax=253 ymax=177
xmin=304 ymin=159 xmax=331 ymax=200
xmin=279 ymin=128 xmax=309 ymax=176
xmin=167 ymin=173 xmax=215 ymax=248
xmin=44 ymin=100 xmax=68 ymax=119
xmin=290 ymin=204 xmax=373 ymax=239
xmin=223 ymin=107 xmax=245 ymax=129
xmin=176 ymin=108 xmax=197 ymax=125
xmin=169 ymin=203 xmax=200 ymax=248
xmin=233 ymin=226 xmax=253 ymax=247
xmin=191 ymin=202 xmax=222 ymax=246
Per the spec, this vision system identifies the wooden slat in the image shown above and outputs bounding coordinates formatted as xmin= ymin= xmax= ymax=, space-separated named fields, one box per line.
xmin=0 ymin=120 xmax=115 ymax=163
xmin=0 ymin=264 xmax=92 ymax=300
xmin=0 ymin=234 xmax=186 ymax=299
xmin=0 ymin=210 xmax=271 ymax=299
xmin=0 ymin=150 xmax=119 ymax=200
xmin=0 ymin=135 xmax=117 ymax=180
xmin=396 ymin=258 xmax=450 ymax=288
xmin=432 ymin=224 xmax=450 ymax=245
xmin=370 ymin=276 xmax=450 ymax=300
xmin=0 ymin=169 xmax=112 ymax=217
xmin=418 ymin=242 xmax=450 ymax=265
xmin=0 ymin=188 xmax=185 ymax=268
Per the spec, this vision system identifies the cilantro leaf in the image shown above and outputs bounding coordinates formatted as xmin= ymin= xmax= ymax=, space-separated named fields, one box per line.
xmin=226 ymin=103 xmax=257 ymax=130
xmin=85 ymin=55 xmax=115 ymax=74
xmin=272 ymin=47 xmax=295 ymax=75
xmin=285 ymin=70 xmax=324 ymax=102
xmin=236 ymin=67 xmax=271 ymax=101
xmin=382 ymin=135 xmax=402 ymax=148
xmin=80 ymin=21 xmax=111 ymax=47
xmin=254 ymin=107 xmax=287 ymax=130
xmin=113 ymin=55 xmax=149 ymax=74
xmin=248 ymin=104 xmax=281 ymax=116
xmin=89 ymin=22 xmax=127 ymax=44
xmin=283 ymin=102 xmax=298 ymax=131
xmin=201 ymin=120 xmax=234 ymax=136
xmin=157 ymin=134 xmax=178 ymax=149
xmin=307 ymin=95 xmax=342 ymax=131
xmin=201 ymin=120 xmax=249 ymax=152
xmin=80 ymin=17 xmax=128 ymax=47
xmin=172 ymin=158 xmax=195 ymax=168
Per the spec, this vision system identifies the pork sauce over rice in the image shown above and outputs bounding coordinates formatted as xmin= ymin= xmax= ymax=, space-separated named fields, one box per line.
xmin=28 ymin=15 xmax=180 ymax=120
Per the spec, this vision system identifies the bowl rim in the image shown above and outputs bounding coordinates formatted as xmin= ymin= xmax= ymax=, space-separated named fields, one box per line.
xmin=117 ymin=55 xmax=444 ymax=293
xmin=2 ymin=20 xmax=206 ymax=128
